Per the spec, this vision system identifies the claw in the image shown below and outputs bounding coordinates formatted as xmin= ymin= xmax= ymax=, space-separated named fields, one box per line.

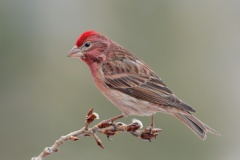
xmin=107 ymin=135 xmax=113 ymax=141
xmin=140 ymin=126 xmax=162 ymax=141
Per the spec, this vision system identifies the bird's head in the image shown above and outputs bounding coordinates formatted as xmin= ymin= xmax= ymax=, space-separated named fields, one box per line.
xmin=68 ymin=30 xmax=110 ymax=66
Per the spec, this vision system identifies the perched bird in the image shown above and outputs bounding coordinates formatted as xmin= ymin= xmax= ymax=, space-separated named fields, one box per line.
xmin=68 ymin=30 xmax=220 ymax=140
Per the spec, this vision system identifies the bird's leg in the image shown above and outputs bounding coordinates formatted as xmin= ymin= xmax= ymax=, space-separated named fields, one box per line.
xmin=144 ymin=114 xmax=154 ymax=135
xmin=147 ymin=114 xmax=154 ymax=134
xmin=151 ymin=114 xmax=154 ymax=128
xmin=141 ymin=115 xmax=161 ymax=141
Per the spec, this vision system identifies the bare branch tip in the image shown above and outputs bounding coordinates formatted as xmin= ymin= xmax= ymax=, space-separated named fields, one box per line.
xmin=87 ymin=108 xmax=94 ymax=116
xmin=93 ymin=133 xmax=105 ymax=149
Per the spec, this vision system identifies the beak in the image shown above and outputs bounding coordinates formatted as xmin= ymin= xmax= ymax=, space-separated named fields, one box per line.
xmin=67 ymin=46 xmax=83 ymax=58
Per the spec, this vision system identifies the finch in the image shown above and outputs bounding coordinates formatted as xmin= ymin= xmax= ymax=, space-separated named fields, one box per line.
xmin=68 ymin=30 xmax=220 ymax=140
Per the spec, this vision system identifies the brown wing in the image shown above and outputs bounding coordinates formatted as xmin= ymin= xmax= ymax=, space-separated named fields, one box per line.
xmin=102 ymin=56 xmax=196 ymax=113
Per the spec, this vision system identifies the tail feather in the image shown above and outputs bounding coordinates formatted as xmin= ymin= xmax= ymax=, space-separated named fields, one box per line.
xmin=174 ymin=113 xmax=221 ymax=140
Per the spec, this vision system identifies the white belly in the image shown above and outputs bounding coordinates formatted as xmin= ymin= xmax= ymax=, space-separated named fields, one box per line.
xmin=104 ymin=88 xmax=168 ymax=116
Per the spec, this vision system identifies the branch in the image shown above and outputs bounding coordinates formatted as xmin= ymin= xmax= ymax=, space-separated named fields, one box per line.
xmin=31 ymin=108 xmax=162 ymax=160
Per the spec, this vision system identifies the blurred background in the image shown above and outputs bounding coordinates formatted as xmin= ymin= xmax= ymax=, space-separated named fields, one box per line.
xmin=1 ymin=0 xmax=239 ymax=160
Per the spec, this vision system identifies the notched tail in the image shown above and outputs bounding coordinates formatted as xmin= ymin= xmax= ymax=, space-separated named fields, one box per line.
xmin=174 ymin=113 xmax=221 ymax=140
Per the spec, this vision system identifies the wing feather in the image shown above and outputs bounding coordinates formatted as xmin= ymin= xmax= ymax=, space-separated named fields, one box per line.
xmin=102 ymin=56 xmax=195 ymax=112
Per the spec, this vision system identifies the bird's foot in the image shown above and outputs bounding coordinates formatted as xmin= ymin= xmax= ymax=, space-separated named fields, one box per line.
xmin=141 ymin=115 xmax=162 ymax=141
xmin=141 ymin=126 xmax=162 ymax=142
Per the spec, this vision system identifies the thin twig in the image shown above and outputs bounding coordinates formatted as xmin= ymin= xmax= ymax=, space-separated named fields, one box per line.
xmin=31 ymin=108 xmax=162 ymax=160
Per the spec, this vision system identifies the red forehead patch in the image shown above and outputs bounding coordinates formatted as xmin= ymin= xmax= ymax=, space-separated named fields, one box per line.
xmin=75 ymin=30 xmax=98 ymax=47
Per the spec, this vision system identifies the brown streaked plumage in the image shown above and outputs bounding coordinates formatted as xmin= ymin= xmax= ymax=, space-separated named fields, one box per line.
xmin=68 ymin=30 xmax=220 ymax=140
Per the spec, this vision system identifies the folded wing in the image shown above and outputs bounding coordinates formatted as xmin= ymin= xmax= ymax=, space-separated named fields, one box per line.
xmin=102 ymin=56 xmax=196 ymax=113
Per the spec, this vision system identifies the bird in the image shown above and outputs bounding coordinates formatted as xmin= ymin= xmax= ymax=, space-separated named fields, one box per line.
xmin=68 ymin=30 xmax=220 ymax=140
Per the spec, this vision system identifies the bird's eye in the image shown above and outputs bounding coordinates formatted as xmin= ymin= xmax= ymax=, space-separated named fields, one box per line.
xmin=84 ymin=42 xmax=91 ymax=48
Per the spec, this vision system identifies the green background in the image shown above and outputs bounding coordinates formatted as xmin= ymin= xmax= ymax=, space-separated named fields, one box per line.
xmin=1 ymin=1 xmax=239 ymax=160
